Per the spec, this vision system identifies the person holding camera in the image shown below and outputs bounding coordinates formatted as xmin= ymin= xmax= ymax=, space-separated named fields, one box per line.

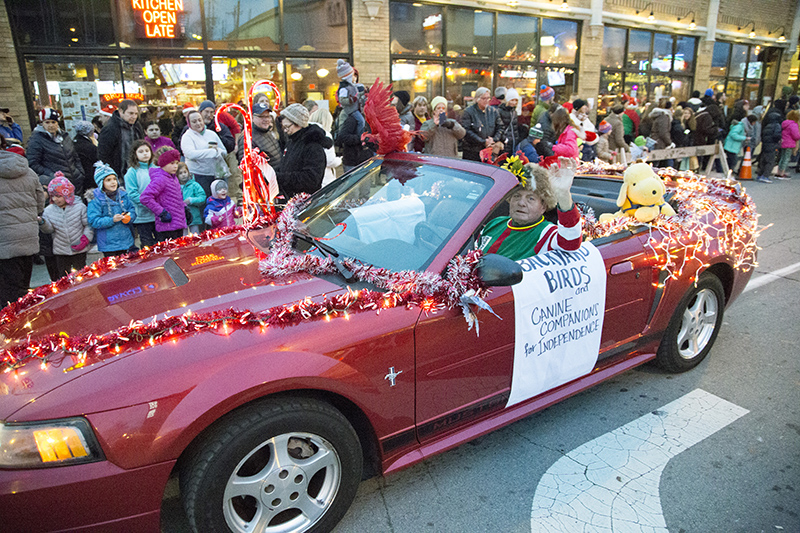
xmin=0 ymin=106 xmax=23 ymax=145
xmin=420 ymin=96 xmax=465 ymax=158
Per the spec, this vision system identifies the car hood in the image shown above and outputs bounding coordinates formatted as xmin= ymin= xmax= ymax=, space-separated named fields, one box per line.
xmin=0 ymin=231 xmax=344 ymax=420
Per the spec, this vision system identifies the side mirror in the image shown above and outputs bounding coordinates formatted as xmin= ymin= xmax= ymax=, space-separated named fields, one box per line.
xmin=476 ymin=253 xmax=523 ymax=286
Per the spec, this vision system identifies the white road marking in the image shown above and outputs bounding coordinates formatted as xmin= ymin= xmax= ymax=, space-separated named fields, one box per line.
xmin=530 ymin=389 xmax=748 ymax=532
xmin=744 ymin=261 xmax=800 ymax=293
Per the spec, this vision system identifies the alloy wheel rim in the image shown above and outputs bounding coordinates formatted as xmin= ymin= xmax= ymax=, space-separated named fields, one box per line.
xmin=676 ymin=288 xmax=718 ymax=360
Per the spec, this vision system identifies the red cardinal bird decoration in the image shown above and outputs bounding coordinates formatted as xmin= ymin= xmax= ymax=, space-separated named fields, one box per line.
xmin=361 ymin=77 xmax=414 ymax=155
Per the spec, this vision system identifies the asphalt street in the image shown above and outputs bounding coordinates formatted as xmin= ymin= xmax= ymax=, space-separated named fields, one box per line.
xmin=149 ymin=174 xmax=799 ymax=532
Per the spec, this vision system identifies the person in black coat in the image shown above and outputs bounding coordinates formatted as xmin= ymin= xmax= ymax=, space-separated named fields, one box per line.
xmin=198 ymin=100 xmax=235 ymax=153
xmin=72 ymin=120 xmax=99 ymax=195
xmin=277 ymin=104 xmax=333 ymax=199
xmin=97 ymin=100 xmax=144 ymax=180
xmin=26 ymin=108 xmax=85 ymax=196
xmin=460 ymin=87 xmax=505 ymax=161
xmin=757 ymin=99 xmax=786 ymax=182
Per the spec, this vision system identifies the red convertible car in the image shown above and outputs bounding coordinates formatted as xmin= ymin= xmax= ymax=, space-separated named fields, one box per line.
xmin=0 ymin=153 xmax=757 ymax=532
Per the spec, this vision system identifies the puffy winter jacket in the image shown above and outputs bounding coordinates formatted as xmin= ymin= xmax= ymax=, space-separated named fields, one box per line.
xmin=420 ymin=118 xmax=466 ymax=158
xmin=334 ymin=111 xmax=373 ymax=167
xmin=723 ymin=121 xmax=748 ymax=154
xmin=181 ymin=178 xmax=207 ymax=226
xmin=123 ymin=162 xmax=156 ymax=223
xmin=648 ymin=108 xmax=672 ymax=150
xmin=40 ymin=201 xmax=93 ymax=256
xmin=0 ymin=151 xmax=45 ymax=259
xmin=87 ymin=188 xmax=137 ymax=252
xmin=553 ymin=127 xmax=579 ymax=158
xmin=780 ymin=119 xmax=800 ymax=149
xmin=140 ymin=167 xmax=187 ymax=232
xmin=276 ymin=124 xmax=333 ymax=199
xmin=26 ymin=126 xmax=85 ymax=195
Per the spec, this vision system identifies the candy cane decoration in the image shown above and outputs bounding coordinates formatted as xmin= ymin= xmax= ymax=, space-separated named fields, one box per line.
xmin=215 ymin=79 xmax=282 ymax=224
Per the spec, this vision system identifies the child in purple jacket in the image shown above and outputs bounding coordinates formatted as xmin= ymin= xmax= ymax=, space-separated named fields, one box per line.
xmin=140 ymin=148 xmax=187 ymax=241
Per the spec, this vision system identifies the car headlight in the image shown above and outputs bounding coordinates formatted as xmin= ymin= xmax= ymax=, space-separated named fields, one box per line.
xmin=0 ymin=418 xmax=104 ymax=469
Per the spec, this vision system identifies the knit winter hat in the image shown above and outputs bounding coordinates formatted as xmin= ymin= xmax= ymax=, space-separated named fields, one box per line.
xmin=39 ymin=108 xmax=60 ymax=122
xmin=529 ymin=123 xmax=544 ymax=139
xmin=598 ymin=120 xmax=612 ymax=134
xmin=93 ymin=161 xmax=117 ymax=188
xmin=782 ymin=86 xmax=793 ymax=97
xmin=393 ymin=91 xmax=411 ymax=108
xmin=494 ymin=87 xmax=507 ymax=99
xmin=634 ymin=136 xmax=646 ymax=147
xmin=182 ymin=103 xmax=197 ymax=116
xmin=430 ymin=96 xmax=448 ymax=112
xmin=73 ymin=120 xmax=94 ymax=136
xmin=211 ymin=179 xmax=228 ymax=199
xmin=157 ymin=148 xmax=181 ymax=167
xmin=539 ymin=85 xmax=555 ymax=102
xmin=198 ymin=100 xmax=216 ymax=113
xmin=704 ymin=88 xmax=714 ymax=97
xmin=281 ymin=103 xmax=310 ymax=128
xmin=48 ymin=172 xmax=75 ymax=205
xmin=337 ymin=59 xmax=355 ymax=82
xmin=571 ymin=99 xmax=587 ymax=112
xmin=505 ymin=88 xmax=520 ymax=103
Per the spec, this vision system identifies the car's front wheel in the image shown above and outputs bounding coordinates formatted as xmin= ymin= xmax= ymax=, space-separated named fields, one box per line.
xmin=181 ymin=398 xmax=363 ymax=533
xmin=656 ymin=272 xmax=725 ymax=372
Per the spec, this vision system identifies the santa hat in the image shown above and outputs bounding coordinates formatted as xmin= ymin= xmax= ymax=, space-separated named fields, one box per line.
xmin=39 ymin=108 xmax=60 ymax=122
xmin=182 ymin=103 xmax=197 ymax=116
xmin=562 ymin=102 xmax=573 ymax=113
xmin=100 ymin=105 xmax=115 ymax=117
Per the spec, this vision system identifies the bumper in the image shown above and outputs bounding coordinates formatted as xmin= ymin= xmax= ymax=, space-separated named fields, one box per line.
xmin=0 ymin=459 xmax=175 ymax=532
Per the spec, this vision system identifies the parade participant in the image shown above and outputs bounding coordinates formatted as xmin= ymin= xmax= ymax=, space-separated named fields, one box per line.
xmin=88 ymin=162 xmax=137 ymax=257
xmin=478 ymin=157 xmax=581 ymax=261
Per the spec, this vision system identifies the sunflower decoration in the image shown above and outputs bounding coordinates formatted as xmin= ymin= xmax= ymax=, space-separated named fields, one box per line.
xmin=499 ymin=152 xmax=532 ymax=189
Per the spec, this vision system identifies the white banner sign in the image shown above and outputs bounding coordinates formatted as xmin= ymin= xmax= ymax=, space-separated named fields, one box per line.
xmin=506 ymin=243 xmax=607 ymax=407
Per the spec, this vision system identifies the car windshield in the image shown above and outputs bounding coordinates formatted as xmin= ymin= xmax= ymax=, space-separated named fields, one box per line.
xmin=292 ymin=158 xmax=491 ymax=271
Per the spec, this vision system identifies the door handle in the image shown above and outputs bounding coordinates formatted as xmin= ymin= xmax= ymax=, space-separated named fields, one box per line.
xmin=610 ymin=261 xmax=634 ymax=275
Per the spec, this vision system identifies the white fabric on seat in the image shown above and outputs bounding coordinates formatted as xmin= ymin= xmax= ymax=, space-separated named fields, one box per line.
xmin=350 ymin=195 xmax=426 ymax=244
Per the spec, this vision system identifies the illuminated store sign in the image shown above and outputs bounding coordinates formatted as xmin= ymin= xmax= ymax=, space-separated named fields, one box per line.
xmin=132 ymin=0 xmax=185 ymax=38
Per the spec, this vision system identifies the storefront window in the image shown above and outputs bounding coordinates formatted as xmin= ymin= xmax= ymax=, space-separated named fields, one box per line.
xmin=9 ymin=0 xmax=116 ymax=48
xmin=122 ymin=56 xmax=208 ymax=107
xmin=627 ymin=31 xmax=651 ymax=70
xmin=711 ymin=42 xmax=730 ymax=77
xmin=26 ymin=58 xmax=122 ymax=132
xmin=540 ymin=19 xmax=578 ymax=65
xmin=598 ymin=71 xmax=623 ymax=115
xmin=649 ymin=74 xmax=671 ymax=101
xmin=602 ymin=27 xmax=626 ymax=69
xmin=730 ymin=44 xmax=749 ymax=78
xmin=671 ymin=77 xmax=692 ymax=104
xmin=497 ymin=64 xmax=538 ymax=101
xmin=445 ymin=8 xmax=493 ymax=58
xmin=115 ymin=0 xmax=204 ymax=50
xmin=445 ymin=63 xmax=493 ymax=107
xmin=286 ymin=58 xmax=341 ymax=110
xmin=624 ymin=72 xmax=648 ymax=103
xmin=391 ymin=61 xmax=444 ymax=102
xmin=674 ymin=36 xmax=695 ymax=73
xmin=205 ymin=0 xmax=280 ymax=51
xmin=389 ymin=2 xmax=442 ymax=55
xmin=284 ymin=0 xmax=349 ymax=53
xmin=541 ymin=67 xmax=574 ymax=103
xmin=496 ymin=14 xmax=538 ymax=62
xmin=652 ymin=33 xmax=672 ymax=72
xmin=214 ymin=59 xmax=284 ymax=108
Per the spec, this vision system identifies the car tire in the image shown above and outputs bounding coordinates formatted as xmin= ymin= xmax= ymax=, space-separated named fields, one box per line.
xmin=656 ymin=272 xmax=725 ymax=373
xmin=180 ymin=397 xmax=363 ymax=533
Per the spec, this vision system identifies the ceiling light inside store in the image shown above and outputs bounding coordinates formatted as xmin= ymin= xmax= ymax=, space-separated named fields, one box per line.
xmin=291 ymin=72 xmax=302 ymax=81
xmin=540 ymin=36 xmax=555 ymax=47
xmin=70 ymin=27 xmax=76 ymax=32
xmin=317 ymin=68 xmax=329 ymax=77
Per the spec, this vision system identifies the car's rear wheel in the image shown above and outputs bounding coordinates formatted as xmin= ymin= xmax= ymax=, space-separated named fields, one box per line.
xmin=656 ymin=272 xmax=725 ymax=372
xmin=181 ymin=398 xmax=362 ymax=533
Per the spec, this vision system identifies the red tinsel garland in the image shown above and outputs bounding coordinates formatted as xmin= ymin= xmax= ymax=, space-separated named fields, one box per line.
xmin=0 ymin=196 xmax=487 ymax=372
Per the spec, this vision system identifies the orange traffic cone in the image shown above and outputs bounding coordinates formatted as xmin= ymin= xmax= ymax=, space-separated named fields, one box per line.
xmin=739 ymin=146 xmax=752 ymax=180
